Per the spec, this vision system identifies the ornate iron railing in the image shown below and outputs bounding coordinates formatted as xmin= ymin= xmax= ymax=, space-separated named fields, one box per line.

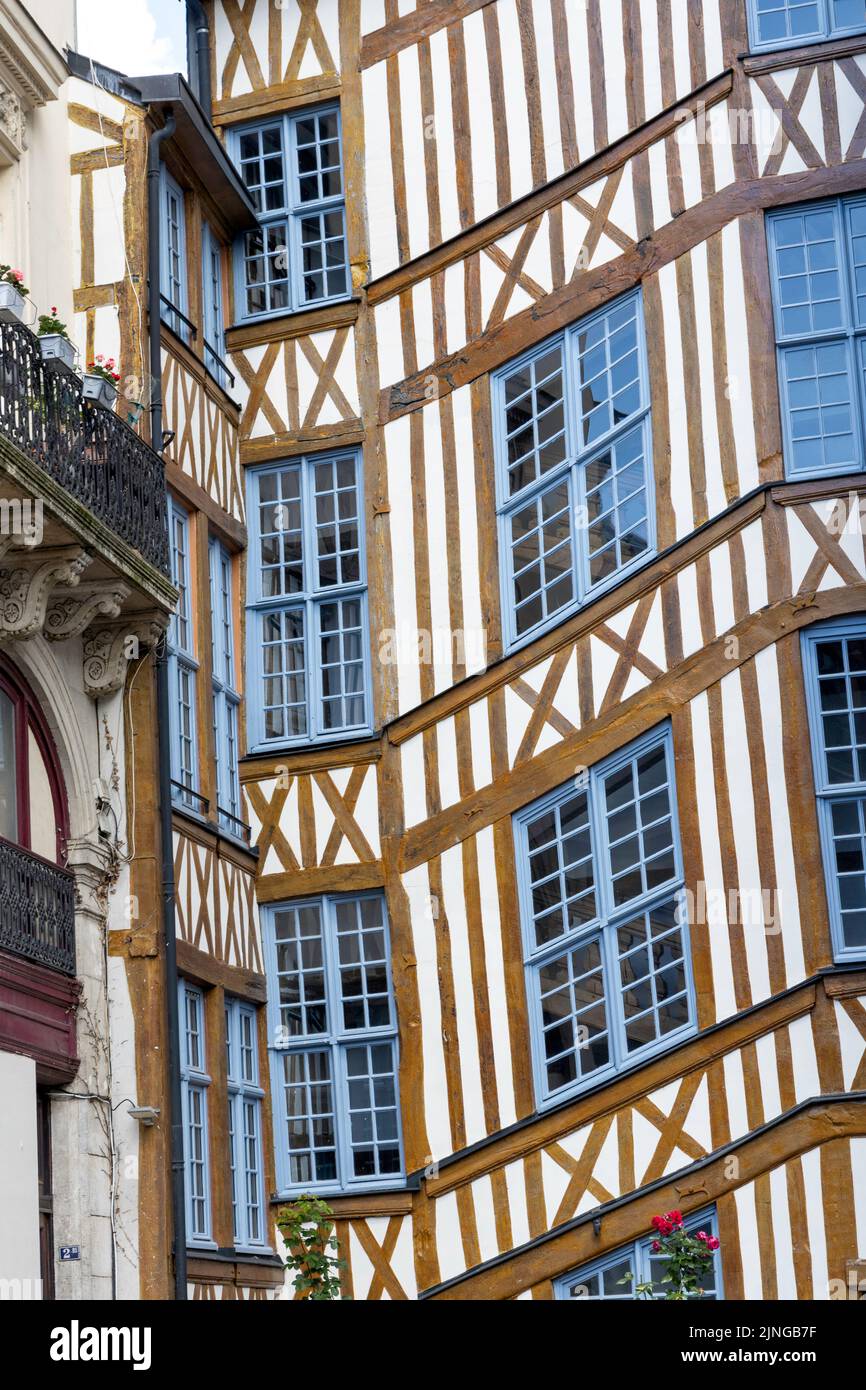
xmin=0 ymin=837 xmax=76 ymax=974
xmin=0 ymin=316 xmax=170 ymax=574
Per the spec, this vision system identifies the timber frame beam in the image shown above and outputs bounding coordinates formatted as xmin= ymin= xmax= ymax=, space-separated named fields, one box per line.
xmin=421 ymin=1095 xmax=866 ymax=1299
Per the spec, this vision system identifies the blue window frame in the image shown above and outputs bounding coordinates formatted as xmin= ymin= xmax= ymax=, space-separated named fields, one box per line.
xmin=802 ymin=615 xmax=866 ymax=959
xmin=160 ymin=168 xmax=189 ymax=343
xmin=208 ymin=538 xmax=242 ymax=836
xmin=179 ymin=981 xmax=213 ymax=1245
xmin=229 ymin=105 xmax=349 ymax=322
xmin=514 ymin=725 xmax=693 ymax=1108
xmin=748 ymin=0 xmax=865 ymax=51
xmin=493 ymin=291 xmax=654 ymax=652
xmin=202 ymin=222 xmax=228 ymax=389
xmin=263 ymin=892 xmax=403 ymax=1196
xmin=225 ymin=998 xmax=267 ymax=1250
xmin=168 ymin=499 xmax=201 ymax=812
xmin=247 ymin=452 xmax=371 ymax=750
xmin=555 ymin=1209 xmax=722 ymax=1300
xmin=767 ymin=195 xmax=866 ymax=480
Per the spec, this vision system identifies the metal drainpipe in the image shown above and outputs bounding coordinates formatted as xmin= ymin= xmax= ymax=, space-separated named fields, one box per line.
xmin=188 ymin=0 xmax=212 ymax=116
xmin=147 ymin=108 xmax=188 ymax=1302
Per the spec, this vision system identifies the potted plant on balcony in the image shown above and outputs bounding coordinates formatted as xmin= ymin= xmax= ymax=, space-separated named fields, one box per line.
xmin=82 ymin=355 xmax=120 ymax=410
xmin=0 ymin=265 xmax=29 ymax=323
xmin=37 ymin=308 xmax=77 ymax=370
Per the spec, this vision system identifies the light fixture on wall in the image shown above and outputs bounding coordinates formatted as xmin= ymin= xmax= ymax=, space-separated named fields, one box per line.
xmin=127 ymin=1106 xmax=160 ymax=1127
xmin=160 ymin=429 xmax=175 ymax=452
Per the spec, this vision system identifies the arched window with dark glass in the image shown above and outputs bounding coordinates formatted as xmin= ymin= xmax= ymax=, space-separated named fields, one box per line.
xmin=0 ymin=660 xmax=68 ymax=865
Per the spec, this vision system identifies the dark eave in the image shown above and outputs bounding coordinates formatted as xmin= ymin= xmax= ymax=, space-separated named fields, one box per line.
xmin=131 ymin=72 xmax=258 ymax=232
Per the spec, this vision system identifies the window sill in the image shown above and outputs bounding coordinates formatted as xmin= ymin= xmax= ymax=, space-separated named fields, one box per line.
xmin=269 ymin=1189 xmax=414 ymax=1219
xmin=244 ymin=727 xmax=378 ymax=761
xmin=270 ymin=1180 xmax=409 ymax=1206
xmin=225 ymin=296 xmax=360 ymax=350
xmin=742 ymin=30 xmax=866 ymax=74
xmin=186 ymin=1246 xmax=284 ymax=1271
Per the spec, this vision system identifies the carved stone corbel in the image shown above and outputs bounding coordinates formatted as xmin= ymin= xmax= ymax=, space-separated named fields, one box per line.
xmin=82 ymin=614 xmax=166 ymax=698
xmin=0 ymin=531 xmax=41 ymax=564
xmin=0 ymin=547 xmax=92 ymax=638
xmin=0 ymin=86 xmax=26 ymax=162
xmin=45 ymin=582 xmax=131 ymax=642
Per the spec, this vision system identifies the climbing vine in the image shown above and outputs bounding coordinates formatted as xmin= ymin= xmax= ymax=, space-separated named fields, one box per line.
xmin=277 ymin=1195 xmax=347 ymax=1301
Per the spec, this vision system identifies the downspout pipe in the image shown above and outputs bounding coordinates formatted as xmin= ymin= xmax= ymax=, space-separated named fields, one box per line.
xmin=187 ymin=0 xmax=212 ymax=117
xmin=147 ymin=108 xmax=188 ymax=1302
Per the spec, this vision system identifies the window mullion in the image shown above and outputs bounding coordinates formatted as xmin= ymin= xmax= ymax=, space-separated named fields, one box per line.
xmin=603 ymin=920 xmax=627 ymax=1075
xmin=841 ymin=206 xmax=866 ymax=469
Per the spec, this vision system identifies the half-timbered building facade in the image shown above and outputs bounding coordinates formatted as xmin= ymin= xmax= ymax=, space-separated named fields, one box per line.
xmin=153 ymin=0 xmax=863 ymax=1302
xmin=9 ymin=0 xmax=866 ymax=1303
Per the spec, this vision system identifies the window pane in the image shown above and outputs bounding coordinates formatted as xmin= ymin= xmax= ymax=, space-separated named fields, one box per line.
xmin=584 ymin=423 xmax=651 ymax=589
xmin=296 ymin=208 xmax=348 ymax=303
xmin=519 ymin=733 xmax=687 ymax=1103
xmin=275 ymin=903 xmax=327 ymax=1036
xmin=318 ymin=598 xmax=367 ymax=732
xmin=772 ymin=208 xmax=844 ymax=337
xmin=244 ymin=222 xmax=290 ymax=316
xmin=617 ymin=899 xmax=690 ymax=1053
xmin=525 ymin=790 xmax=596 ymax=948
xmin=262 ymin=608 xmax=307 ymax=740
xmin=344 ymin=1041 xmax=401 ymax=1179
xmin=814 ymin=633 xmax=866 ymax=785
xmin=0 ymin=689 xmax=17 ymax=842
xmin=565 ymin=1255 xmax=633 ymax=1299
xmin=279 ymin=1049 xmax=337 ymax=1185
xmin=830 ymin=797 xmax=866 ymax=949
xmin=314 ymin=456 xmax=361 ymax=588
xmin=294 ymin=109 xmax=343 ymax=203
xmin=510 ymin=478 xmax=574 ymax=637
xmin=259 ymin=465 xmax=303 ymax=597
xmin=187 ymin=1085 xmax=209 ymax=1237
xmin=831 ymin=0 xmax=866 ymax=32
xmin=336 ymin=897 xmax=392 ymax=1031
xmin=575 ymin=298 xmax=642 ymax=447
xmin=270 ymin=894 xmax=399 ymax=1191
xmin=536 ymin=934 xmax=610 ymax=1094
xmin=782 ymin=342 xmax=856 ymax=476
xmin=603 ymin=743 xmax=677 ymax=908
xmin=496 ymin=292 xmax=650 ymax=649
xmin=501 ymin=345 xmax=567 ymax=496
xmin=754 ymin=0 xmax=823 ymax=45
xmin=239 ymin=123 xmax=287 ymax=214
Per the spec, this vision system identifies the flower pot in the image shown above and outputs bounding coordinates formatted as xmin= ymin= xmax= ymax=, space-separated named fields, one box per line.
xmin=82 ymin=373 xmax=118 ymax=410
xmin=39 ymin=333 xmax=76 ymax=369
xmin=0 ymin=283 xmax=25 ymax=324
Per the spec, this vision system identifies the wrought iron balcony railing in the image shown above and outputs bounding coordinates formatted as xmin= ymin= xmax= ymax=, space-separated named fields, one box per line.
xmin=0 ymin=316 xmax=170 ymax=575
xmin=0 ymin=837 xmax=76 ymax=974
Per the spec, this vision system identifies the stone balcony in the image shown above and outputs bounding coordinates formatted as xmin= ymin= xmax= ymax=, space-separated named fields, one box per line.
xmin=0 ymin=315 xmax=175 ymax=693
